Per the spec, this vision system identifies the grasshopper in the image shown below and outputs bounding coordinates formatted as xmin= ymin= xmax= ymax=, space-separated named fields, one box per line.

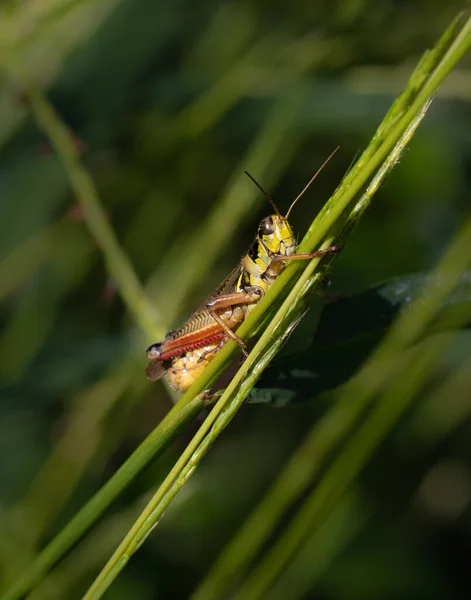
xmin=146 ymin=153 xmax=340 ymax=392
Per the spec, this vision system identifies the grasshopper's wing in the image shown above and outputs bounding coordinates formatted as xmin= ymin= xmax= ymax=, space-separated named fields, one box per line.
xmin=166 ymin=264 xmax=243 ymax=346
xmin=146 ymin=360 xmax=166 ymax=381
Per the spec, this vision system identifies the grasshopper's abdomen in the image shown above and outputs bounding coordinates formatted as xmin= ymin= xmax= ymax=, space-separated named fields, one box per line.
xmin=146 ymin=306 xmax=247 ymax=392
xmin=165 ymin=343 xmax=221 ymax=392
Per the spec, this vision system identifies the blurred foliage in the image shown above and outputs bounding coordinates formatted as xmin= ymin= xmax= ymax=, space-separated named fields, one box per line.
xmin=0 ymin=1 xmax=470 ymax=599
xmin=248 ymin=270 xmax=471 ymax=406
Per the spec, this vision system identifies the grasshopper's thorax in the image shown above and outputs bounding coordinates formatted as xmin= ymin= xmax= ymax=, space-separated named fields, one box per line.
xmin=240 ymin=214 xmax=296 ymax=292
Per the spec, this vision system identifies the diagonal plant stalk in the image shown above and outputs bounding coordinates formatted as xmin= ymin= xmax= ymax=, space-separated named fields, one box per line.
xmin=0 ymin=394 xmax=208 ymax=600
xmin=160 ymin=101 xmax=436 ymax=591
xmin=81 ymin=13 xmax=471 ymax=598
xmin=210 ymin=29 xmax=471 ymax=595
xmin=269 ymin=351 xmax=471 ymax=600
xmin=266 ymin=352 xmax=471 ymax=600
xmin=81 ymin=249 xmax=337 ymax=599
xmin=12 ymin=362 xmax=134 ymax=537
xmin=411 ymin=355 xmax=471 ymax=442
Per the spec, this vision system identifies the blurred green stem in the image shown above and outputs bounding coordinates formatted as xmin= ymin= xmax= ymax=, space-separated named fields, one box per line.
xmin=269 ymin=490 xmax=369 ymax=600
xmin=235 ymin=333 xmax=466 ymax=600
xmin=408 ymin=354 xmax=471 ymax=442
xmin=234 ymin=255 xmax=471 ymax=598
xmin=12 ymin=359 xmax=140 ymax=544
xmin=3 ymin=61 xmax=163 ymax=341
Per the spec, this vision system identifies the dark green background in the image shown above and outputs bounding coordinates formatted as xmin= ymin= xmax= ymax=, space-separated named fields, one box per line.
xmin=1 ymin=1 xmax=470 ymax=598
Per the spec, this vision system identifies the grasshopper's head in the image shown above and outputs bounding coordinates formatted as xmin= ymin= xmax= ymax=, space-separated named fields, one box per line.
xmin=245 ymin=147 xmax=339 ymax=256
xmin=257 ymin=214 xmax=296 ymax=257
xmin=146 ymin=342 xmax=162 ymax=360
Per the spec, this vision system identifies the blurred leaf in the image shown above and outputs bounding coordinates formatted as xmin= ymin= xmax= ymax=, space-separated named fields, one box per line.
xmin=248 ymin=270 xmax=471 ymax=405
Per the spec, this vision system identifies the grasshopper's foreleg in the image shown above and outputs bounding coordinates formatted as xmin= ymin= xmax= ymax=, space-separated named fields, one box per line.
xmin=269 ymin=245 xmax=341 ymax=266
xmin=270 ymin=246 xmax=342 ymax=302
xmin=205 ymin=288 xmax=263 ymax=357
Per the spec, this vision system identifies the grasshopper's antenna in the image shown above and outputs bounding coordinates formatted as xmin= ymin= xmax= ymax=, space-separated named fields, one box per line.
xmin=244 ymin=171 xmax=282 ymax=218
xmin=285 ymin=146 xmax=340 ymax=219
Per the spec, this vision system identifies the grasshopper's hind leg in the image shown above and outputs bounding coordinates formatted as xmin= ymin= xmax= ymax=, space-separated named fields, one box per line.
xmin=205 ymin=287 xmax=263 ymax=357
xmin=209 ymin=311 xmax=250 ymax=356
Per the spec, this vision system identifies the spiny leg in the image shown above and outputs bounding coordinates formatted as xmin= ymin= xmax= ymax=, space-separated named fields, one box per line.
xmin=197 ymin=338 xmax=227 ymax=363
xmin=205 ymin=288 xmax=262 ymax=310
xmin=270 ymin=246 xmax=342 ymax=302
xmin=210 ymin=311 xmax=249 ymax=357
xmin=269 ymin=245 xmax=341 ymax=266
xmin=205 ymin=287 xmax=263 ymax=357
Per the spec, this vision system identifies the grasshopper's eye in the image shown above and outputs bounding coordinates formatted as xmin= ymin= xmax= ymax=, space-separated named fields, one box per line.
xmin=258 ymin=217 xmax=275 ymax=236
